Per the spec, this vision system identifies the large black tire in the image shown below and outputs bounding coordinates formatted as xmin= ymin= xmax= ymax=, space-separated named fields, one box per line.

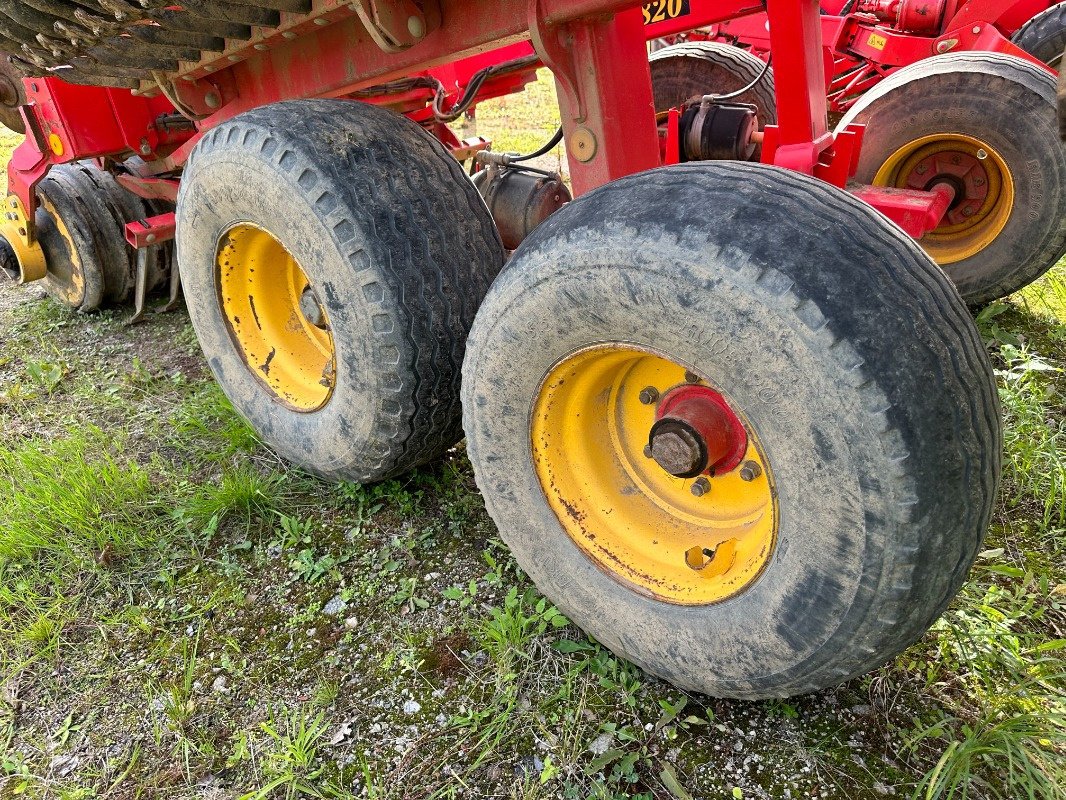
xmin=34 ymin=166 xmax=108 ymax=312
xmin=69 ymin=162 xmax=157 ymax=304
xmin=838 ymin=52 xmax=1066 ymax=305
xmin=176 ymin=99 xmax=504 ymax=482
xmin=649 ymin=42 xmax=775 ymax=160
xmin=31 ymin=162 xmax=155 ymax=311
xmin=462 ymin=162 xmax=1000 ymax=699
xmin=1012 ymin=2 xmax=1066 ymax=68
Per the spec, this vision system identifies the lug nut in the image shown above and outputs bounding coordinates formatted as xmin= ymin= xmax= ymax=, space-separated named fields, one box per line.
xmin=976 ymin=149 xmax=988 ymax=160
xmin=690 ymin=477 xmax=711 ymax=497
xmin=739 ymin=460 xmax=762 ymax=482
xmin=643 ymin=444 xmax=653 ymax=459
xmin=299 ymin=286 xmax=328 ymax=328
xmin=639 ymin=386 xmax=659 ymax=405
xmin=684 ymin=370 xmax=700 ymax=384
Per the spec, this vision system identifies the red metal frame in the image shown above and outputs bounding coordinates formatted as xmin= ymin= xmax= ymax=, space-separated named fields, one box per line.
xmin=4 ymin=0 xmax=1051 ymax=254
xmin=701 ymin=0 xmax=1051 ymax=112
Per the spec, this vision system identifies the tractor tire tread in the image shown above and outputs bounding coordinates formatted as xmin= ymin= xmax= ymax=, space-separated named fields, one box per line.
xmin=180 ymin=99 xmax=503 ymax=481
xmin=649 ymin=40 xmax=777 ymax=124
xmin=464 ymin=162 xmax=999 ymax=698
xmin=1012 ymin=2 xmax=1066 ymax=65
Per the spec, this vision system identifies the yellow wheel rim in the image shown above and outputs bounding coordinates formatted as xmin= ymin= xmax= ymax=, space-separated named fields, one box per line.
xmin=40 ymin=194 xmax=85 ymax=307
xmin=216 ymin=224 xmax=336 ymax=412
xmin=873 ymin=133 xmax=1014 ymax=265
xmin=531 ymin=344 xmax=777 ymax=605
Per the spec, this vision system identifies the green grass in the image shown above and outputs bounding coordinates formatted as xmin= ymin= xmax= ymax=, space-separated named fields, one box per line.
xmin=0 ymin=427 xmax=156 ymax=567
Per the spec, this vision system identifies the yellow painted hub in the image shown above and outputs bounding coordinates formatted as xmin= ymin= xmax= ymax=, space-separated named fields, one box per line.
xmin=216 ymin=224 xmax=335 ymax=412
xmin=873 ymin=133 xmax=1014 ymax=265
xmin=0 ymin=194 xmax=46 ymax=283
xmin=531 ymin=344 xmax=777 ymax=605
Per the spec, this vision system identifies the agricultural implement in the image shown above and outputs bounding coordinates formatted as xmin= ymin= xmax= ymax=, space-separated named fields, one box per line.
xmin=0 ymin=0 xmax=1061 ymax=699
xmin=672 ymin=0 xmax=1066 ymax=113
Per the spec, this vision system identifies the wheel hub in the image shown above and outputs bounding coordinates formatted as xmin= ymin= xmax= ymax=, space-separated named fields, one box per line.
xmin=648 ymin=385 xmax=748 ymax=478
xmin=904 ymin=150 xmax=989 ymax=226
xmin=531 ymin=344 xmax=777 ymax=605
xmin=874 ymin=133 xmax=1014 ymax=265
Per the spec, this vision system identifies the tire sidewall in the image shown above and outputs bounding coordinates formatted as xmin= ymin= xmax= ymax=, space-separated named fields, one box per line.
xmin=178 ymin=151 xmax=382 ymax=478
xmin=465 ymin=232 xmax=900 ymax=697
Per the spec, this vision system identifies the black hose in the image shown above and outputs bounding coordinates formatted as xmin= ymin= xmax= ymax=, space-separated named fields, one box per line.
xmin=511 ymin=126 xmax=563 ymax=163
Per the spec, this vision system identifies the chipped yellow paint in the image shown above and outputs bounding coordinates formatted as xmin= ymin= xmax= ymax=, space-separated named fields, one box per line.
xmin=530 ymin=344 xmax=777 ymax=605
xmin=216 ymin=223 xmax=335 ymax=412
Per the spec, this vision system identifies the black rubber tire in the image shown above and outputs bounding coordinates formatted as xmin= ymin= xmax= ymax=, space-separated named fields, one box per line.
xmin=1012 ymin=2 xmax=1066 ymax=67
xmin=837 ymin=52 xmax=1066 ymax=305
xmin=177 ymin=98 xmax=504 ymax=482
xmin=0 ymin=236 xmax=18 ymax=281
xmin=462 ymin=162 xmax=1000 ymax=699
xmin=0 ymin=104 xmax=22 ymax=134
xmin=34 ymin=167 xmax=107 ymax=312
xmin=31 ymin=162 xmax=150 ymax=311
xmin=68 ymin=162 xmax=146 ymax=303
xmin=649 ymin=42 xmax=775 ymax=160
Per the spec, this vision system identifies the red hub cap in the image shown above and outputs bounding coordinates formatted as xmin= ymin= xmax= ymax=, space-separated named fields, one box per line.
xmin=648 ymin=384 xmax=749 ymax=478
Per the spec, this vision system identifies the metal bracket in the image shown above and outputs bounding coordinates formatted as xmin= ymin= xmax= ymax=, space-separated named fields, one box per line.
xmin=350 ymin=0 xmax=441 ymax=53
xmin=158 ymin=256 xmax=182 ymax=314
xmin=527 ymin=0 xmax=586 ymax=123
xmin=126 ymin=245 xmax=152 ymax=326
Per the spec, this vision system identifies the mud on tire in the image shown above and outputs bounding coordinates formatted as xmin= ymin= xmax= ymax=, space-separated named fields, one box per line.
xmin=462 ymin=161 xmax=1000 ymax=699
xmin=177 ymin=99 xmax=504 ymax=482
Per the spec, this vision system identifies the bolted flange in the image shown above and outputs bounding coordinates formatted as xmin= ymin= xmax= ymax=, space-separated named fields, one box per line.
xmin=647 ymin=384 xmax=749 ymax=479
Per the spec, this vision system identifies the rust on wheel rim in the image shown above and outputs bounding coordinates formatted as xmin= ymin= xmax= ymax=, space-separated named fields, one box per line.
xmin=531 ymin=343 xmax=778 ymax=605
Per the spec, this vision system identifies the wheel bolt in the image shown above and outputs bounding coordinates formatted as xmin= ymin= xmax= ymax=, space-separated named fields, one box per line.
xmin=684 ymin=370 xmax=700 ymax=384
xmin=691 ymin=477 xmax=711 ymax=497
xmin=739 ymin=460 xmax=762 ymax=482
xmin=962 ymin=206 xmax=975 ymax=217
xmin=976 ymin=149 xmax=988 ymax=161
xmin=299 ymin=286 xmax=328 ymax=328
xmin=639 ymin=386 xmax=659 ymax=405
xmin=643 ymin=444 xmax=653 ymax=459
